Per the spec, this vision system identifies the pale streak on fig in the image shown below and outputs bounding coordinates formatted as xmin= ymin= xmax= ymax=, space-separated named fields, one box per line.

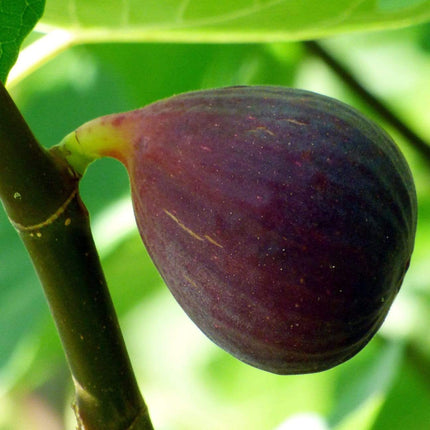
xmin=163 ymin=209 xmax=223 ymax=248
xmin=163 ymin=209 xmax=205 ymax=242
xmin=183 ymin=274 xmax=199 ymax=289
xmin=204 ymin=235 xmax=224 ymax=249
xmin=250 ymin=126 xmax=276 ymax=136
xmin=283 ymin=118 xmax=308 ymax=126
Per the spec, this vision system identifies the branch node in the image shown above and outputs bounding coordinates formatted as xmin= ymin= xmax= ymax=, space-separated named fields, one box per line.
xmin=10 ymin=186 xmax=80 ymax=232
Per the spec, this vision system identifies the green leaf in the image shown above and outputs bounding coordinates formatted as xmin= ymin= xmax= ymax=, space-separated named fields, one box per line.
xmin=41 ymin=0 xmax=430 ymax=43
xmin=0 ymin=209 xmax=46 ymax=384
xmin=0 ymin=0 xmax=45 ymax=83
xmin=371 ymin=351 xmax=430 ymax=430
xmin=329 ymin=338 xmax=404 ymax=428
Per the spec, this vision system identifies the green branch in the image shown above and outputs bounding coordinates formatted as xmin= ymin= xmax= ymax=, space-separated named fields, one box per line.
xmin=0 ymin=82 xmax=153 ymax=429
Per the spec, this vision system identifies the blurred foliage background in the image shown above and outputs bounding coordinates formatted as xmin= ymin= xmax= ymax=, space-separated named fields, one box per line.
xmin=1 ymin=2 xmax=430 ymax=430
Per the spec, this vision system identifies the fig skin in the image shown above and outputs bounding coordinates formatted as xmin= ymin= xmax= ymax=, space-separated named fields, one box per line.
xmin=63 ymin=86 xmax=417 ymax=374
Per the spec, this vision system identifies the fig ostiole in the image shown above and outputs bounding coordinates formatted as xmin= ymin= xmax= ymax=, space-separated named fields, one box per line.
xmin=53 ymin=86 xmax=417 ymax=374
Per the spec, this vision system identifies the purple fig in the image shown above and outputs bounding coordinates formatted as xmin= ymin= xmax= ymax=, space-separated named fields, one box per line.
xmin=56 ymin=86 xmax=417 ymax=374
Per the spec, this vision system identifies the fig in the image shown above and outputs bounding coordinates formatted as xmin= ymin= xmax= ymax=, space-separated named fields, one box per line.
xmin=55 ymin=86 xmax=417 ymax=374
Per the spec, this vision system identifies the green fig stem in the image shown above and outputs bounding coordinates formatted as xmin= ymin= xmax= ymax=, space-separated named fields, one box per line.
xmin=304 ymin=41 xmax=430 ymax=165
xmin=51 ymin=114 xmax=134 ymax=177
xmin=0 ymin=82 xmax=153 ymax=429
xmin=51 ymin=130 xmax=99 ymax=178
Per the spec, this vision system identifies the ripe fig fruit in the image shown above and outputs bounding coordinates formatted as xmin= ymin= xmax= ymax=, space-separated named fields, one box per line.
xmin=55 ymin=86 xmax=417 ymax=374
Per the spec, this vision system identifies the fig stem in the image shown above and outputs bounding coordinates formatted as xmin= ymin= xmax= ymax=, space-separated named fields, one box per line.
xmin=51 ymin=114 xmax=134 ymax=176
xmin=0 ymin=82 xmax=154 ymax=430
xmin=304 ymin=41 xmax=430 ymax=164
xmin=50 ymin=130 xmax=98 ymax=177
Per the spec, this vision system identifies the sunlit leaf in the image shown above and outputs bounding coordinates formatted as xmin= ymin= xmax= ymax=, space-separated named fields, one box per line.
xmin=329 ymin=338 xmax=403 ymax=427
xmin=0 ymin=0 xmax=45 ymax=82
xmin=40 ymin=0 xmax=430 ymax=43
xmin=371 ymin=353 xmax=430 ymax=429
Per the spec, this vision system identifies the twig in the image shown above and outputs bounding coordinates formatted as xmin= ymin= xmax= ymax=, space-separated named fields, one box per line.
xmin=304 ymin=40 xmax=430 ymax=164
xmin=0 ymin=81 xmax=154 ymax=429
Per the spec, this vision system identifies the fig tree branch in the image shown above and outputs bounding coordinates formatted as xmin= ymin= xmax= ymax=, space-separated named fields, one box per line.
xmin=0 ymin=81 xmax=153 ymax=430
xmin=304 ymin=41 xmax=430 ymax=164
